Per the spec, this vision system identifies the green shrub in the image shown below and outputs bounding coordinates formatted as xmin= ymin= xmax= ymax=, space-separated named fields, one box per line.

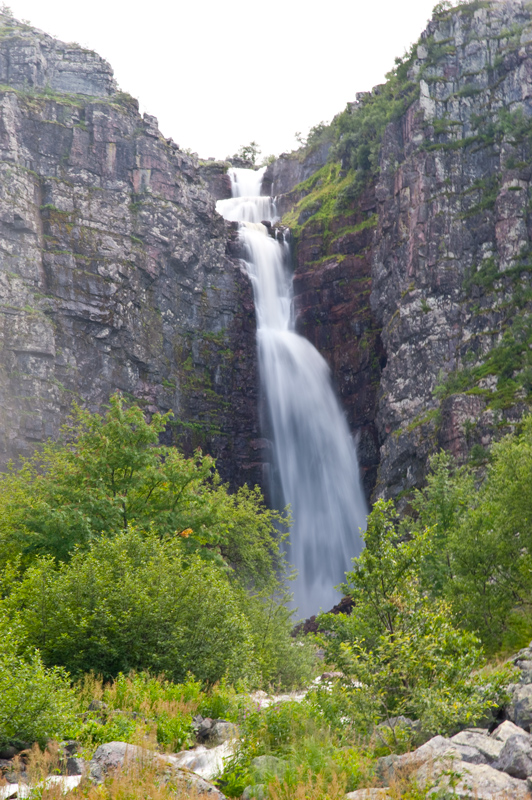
xmin=3 ymin=529 xmax=312 ymax=690
xmin=316 ymin=501 xmax=512 ymax=735
xmin=5 ymin=529 xmax=257 ymax=685
xmin=0 ymin=608 xmax=76 ymax=748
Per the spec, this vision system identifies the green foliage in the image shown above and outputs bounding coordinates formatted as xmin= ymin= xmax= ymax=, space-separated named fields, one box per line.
xmin=316 ymin=500 xmax=511 ymax=735
xmin=0 ymin=394 xmax=285 ymax=587
xmin=397 ymin=429 xmax=532 ymax=652
xmin=434 ymin=311 xmax=532 ymax=409
xmin=0 ymin=607 xmax=76 ymax=748
xmin=4 ymin=529 xmax=260 ymax=684
xmin=330 ymin=57 xmax=417 ymax=204
xmin=219 ymin=698 xmax=373 ymax=798
xmin=234 ymin=141 xmax=261 ymax=166
xmin=3 ymin=528 xmax=311 ymax=688
xmin=71 ymin=672 xmax=207 ymax=752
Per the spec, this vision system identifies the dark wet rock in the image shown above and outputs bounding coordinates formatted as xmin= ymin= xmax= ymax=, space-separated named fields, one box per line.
xmin=65 ymin=757 xmax=86 ymax=776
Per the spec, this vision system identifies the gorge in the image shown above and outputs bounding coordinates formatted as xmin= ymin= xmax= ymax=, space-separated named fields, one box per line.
xmin=3 ymin=0 xmax=532 ymax=615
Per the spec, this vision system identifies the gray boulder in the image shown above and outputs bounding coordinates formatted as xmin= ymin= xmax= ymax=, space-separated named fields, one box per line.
xmin=516 ymin=660 xmax=532 ymax=685
xmin=494 ymin=733 xmax=532 ymax=779
xmin=415 ymin=758 xmax=531 ymax=799
xmin=88 ymin=741 xmax=227 ymax=798
xmin=492 ymin=720 xmax=528 ymax=743
xmin=210 ymin=721 xmax=238 ymax=745
xmin=89 ymin=742 xmax=132 ymax=782
xmin=450 ymin=729 xmax=503 ymax=763
xmin=507 ymin=684 xmax=532 ymax=731
xmin=345 ymin=791 xmax=389 ymax=799
xmin=378 ymin=734 xmax=458 ymax=782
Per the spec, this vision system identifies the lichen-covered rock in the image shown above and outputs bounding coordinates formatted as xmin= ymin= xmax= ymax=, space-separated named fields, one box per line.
xmin=450 ymin=729 xmax=503 ymax=763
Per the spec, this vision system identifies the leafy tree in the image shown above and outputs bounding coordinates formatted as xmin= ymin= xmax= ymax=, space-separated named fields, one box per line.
xmin=408 ymin=451 xmax=475 ymax=595
xmin=401 ymin=423 xmax=532 ymax=651
xmin=235 ymin=141 xmax=261 ymax=166
xmin=0 ymin=394 xmax=285 ymax=586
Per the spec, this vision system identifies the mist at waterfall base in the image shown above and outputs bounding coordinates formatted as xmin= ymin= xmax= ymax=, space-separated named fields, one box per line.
xmin=217 ymin=169 xmax=367 ymax=620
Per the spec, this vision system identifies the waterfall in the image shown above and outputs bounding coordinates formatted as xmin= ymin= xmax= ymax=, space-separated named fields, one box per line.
xmin=217 ymin=167 xmax=367 ymax=618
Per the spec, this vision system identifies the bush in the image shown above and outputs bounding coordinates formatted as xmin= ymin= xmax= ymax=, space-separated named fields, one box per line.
xmin=3 ymin=529 xmax=312 ymax=689
xmin=5 ymin=529 xmax=257 ymax=685
xmin=316 ymin=501 xmax=512 ymax=735
xmin=0 ymin=608 xmax=76 ymax=748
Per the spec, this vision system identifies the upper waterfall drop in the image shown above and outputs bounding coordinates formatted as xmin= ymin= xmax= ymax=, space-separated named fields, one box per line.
xmin=217 ymin=167 xmax=367 ymax=619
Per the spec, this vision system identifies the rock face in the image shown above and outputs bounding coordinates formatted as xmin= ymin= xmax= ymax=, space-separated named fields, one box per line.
xmin=275 ymin=0 xmax=532 ymax=502
xmin=6 ymin=1 xmax=532 ymax=509
xmin=371 ymin=0 xmax=532 ymax=498
xmin=0 ymin=13 xmax=262 ymax=488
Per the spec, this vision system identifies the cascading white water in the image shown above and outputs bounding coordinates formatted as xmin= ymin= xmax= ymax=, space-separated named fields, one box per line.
xmin=217 ymin=167 xmax=367 ymax=618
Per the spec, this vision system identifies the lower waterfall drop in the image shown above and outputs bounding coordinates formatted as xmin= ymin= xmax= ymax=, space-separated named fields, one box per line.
xmin=217 ymin=167 xmax=367 ymax=619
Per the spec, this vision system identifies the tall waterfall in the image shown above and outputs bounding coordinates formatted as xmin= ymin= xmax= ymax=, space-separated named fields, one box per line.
xmin=217 ymin=167 xmax=367 ymax=618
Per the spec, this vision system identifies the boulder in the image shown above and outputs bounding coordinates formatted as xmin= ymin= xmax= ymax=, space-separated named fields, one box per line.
xmin=415 ymin=759 xmax=531 ymax=799
xmin=345 ymin=791 xmax=390 ymax=799
xmin=494 ymin=733 xmax=532 ymax=779
xmin=210 ymin=722 xmax=238 ymax=745
xmin=450 ymin=729 xmax=503 ymax=763
xmin=168 ymin=741 xmax=233 ymax=781
xmin=87 ymin=741 xmax=228 ymax=799
xmin=192 ymin=716 xmax=238 ymax=745
xmin=378 ymin=735 xmax=458 ymax=781
xmin=516 ymin=659 xmax=532 ymax=685
xmin=507 ymin=684 xmax=532 ymax=731
xmin=88 ymin=700 xmax=108 ymax=713
xmin=492 ymin=720 xmax=528 ymax=743
xmin=65 ymin=757 xmax=85 ymax=776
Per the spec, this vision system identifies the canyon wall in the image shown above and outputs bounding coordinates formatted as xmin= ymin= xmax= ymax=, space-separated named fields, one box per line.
xmin=0 ymin=13 xmax=263 ymax=488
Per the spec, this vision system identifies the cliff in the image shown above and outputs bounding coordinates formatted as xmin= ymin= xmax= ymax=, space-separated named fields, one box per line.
xmin=0 ymin=12 xmax=263 ymax=488
xmin=5 ymin=0 xmax=532 ymax=508
xmin=274 ymin=0 xmax=532 ymax=502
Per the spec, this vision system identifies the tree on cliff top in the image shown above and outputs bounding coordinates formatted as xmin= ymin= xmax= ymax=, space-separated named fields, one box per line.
xmin=0 ymin=393 xmax=286 ymax=587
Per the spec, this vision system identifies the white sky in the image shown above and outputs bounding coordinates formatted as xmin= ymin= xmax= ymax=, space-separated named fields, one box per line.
xmin=6 ymin=0 xmax=439 ymax=160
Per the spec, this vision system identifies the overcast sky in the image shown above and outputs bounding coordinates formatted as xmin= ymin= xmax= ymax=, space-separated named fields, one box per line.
xmin=6 ymin=0 xmax=439 ymax=160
